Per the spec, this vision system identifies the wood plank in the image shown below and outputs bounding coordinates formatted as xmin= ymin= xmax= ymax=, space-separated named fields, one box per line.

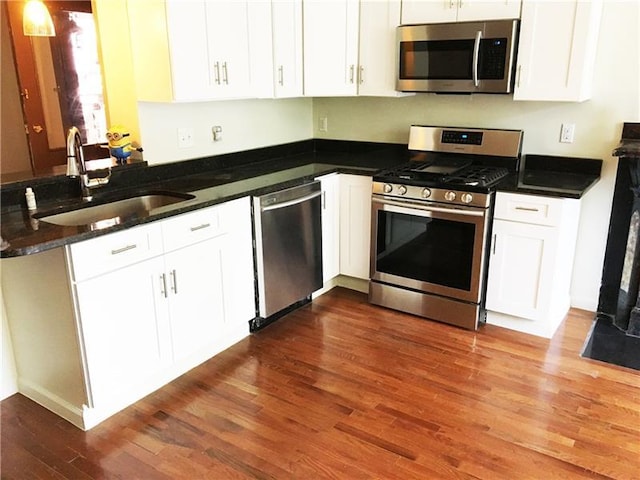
xmin=2 ymin=287 xmax=639 ymax=479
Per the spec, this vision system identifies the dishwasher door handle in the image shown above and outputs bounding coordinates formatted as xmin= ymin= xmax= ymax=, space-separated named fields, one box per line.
xmin=260 ymin=190 xmax=322 ymax=212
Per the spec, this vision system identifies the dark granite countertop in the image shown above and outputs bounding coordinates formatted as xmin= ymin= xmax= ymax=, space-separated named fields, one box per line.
xmin=496 ymin=153 xmax=602 ymax=199
xmin=0 ymin=140 xmax=406 ymax=257
xmin=0 ymin=140 xmax=602 ymax=258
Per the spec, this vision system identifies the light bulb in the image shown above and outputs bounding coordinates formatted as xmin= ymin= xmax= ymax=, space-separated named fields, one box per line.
xmin=23 ymin=0 xmax=55 ymax=37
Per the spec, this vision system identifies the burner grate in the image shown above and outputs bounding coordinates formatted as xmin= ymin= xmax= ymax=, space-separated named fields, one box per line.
xmin=444 ymin=166 xmax=509 ymax=187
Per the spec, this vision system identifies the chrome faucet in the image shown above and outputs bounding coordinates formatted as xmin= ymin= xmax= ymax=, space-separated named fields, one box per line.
xmin=66 ymin=126 xmax=110 ymax=201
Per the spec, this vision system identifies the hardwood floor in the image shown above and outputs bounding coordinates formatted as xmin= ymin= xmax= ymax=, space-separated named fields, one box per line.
xmin=2 ymin=287 xmax=639 ymax=479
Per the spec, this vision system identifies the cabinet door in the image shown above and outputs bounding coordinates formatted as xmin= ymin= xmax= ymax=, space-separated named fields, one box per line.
xmin=272 ymin=0 xmax=303 ymax=97
xmin=74 ymin=257 xmax=170 ymax=409
xmin=165 ymin=0 xmax=216 ymax=100
xmin=514 ymin=0 xmax=602 ymax=102
xmin=319 ymin=174 xmax=340 ymax=282
xmin=456 ymin=0 xmax=521 ymax=22
xmin=165 ymin=237 xmax=226 ymax=362
xmin=205 ymin=0 xmax=252 ymax=98
xmin=219 ymin=199 xmax=256 ymax=328
xmin=358 ymin=0 xmax=406 ymax=97
xmin=303 ymin=0 xmax=360 ymax=96
xmin=485 ymin=219 xmax=557 ymax=321
xmin=402 ymin=0 xmax=520 ymax=23
xmin=339 ymin=175 xmax=372 ymax=279
xmin=401 ymin=0 xmax=457 ymax=23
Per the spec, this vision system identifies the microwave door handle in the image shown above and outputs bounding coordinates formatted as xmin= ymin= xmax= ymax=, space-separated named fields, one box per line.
xmin=472 ymin=30 xmax=482 ymax=87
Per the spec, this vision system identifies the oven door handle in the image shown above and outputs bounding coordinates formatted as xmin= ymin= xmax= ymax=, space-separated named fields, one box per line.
xmin=372 ymin=197 xmax=486 ymax=218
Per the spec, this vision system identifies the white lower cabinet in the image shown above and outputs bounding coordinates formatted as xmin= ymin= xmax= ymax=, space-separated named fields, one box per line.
xmin=74 ymin=256 xmax=171 ymax=410
xmin=318 ymin=173 xmax=341 ymax=283
xmin=485 ymin=192 xmax=581 ymax=338
xmin=2 ymin=197 xmax=255 ymax=430
xmin=339 ymin=174 xmax=372 ymax=280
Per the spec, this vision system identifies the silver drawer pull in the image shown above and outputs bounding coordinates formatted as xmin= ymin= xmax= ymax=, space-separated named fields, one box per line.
xmin=111 ymin=244 xmax=137 ymax=255
xmin=190 ymin=223 xmax=211 ymax=232
xmin=515 ymin=206 xmax=540 ymax=212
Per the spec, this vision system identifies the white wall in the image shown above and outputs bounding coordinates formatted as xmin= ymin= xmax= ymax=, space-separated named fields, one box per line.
xmin=137 ymin=97 xmax=313 ymax=164
xmin=312 ymin=1 xmax=639 ymax=311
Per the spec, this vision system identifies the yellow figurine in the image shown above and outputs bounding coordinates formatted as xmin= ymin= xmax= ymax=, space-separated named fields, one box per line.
xmin=106 ymin=125 xmax=142 ymax=165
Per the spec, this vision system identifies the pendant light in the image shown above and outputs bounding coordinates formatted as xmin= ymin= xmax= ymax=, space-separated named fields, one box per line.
xmin=23 ymin=0 xmax=55 ymax=37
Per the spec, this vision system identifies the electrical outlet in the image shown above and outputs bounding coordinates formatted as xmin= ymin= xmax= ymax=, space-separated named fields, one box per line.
xmin=319 ymin=116 xmax=328 ymax=133
xmin=177 ymin=127 xmax=194 ymax=148
xmin=560 ymin=123 xmax=575 ymax=143
xmin=212 ymin=125 xmax=223 ymax=142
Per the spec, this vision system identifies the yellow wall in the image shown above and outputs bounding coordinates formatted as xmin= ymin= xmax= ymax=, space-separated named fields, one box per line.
xmin=92 ymin=0 xmax=140 ymax=146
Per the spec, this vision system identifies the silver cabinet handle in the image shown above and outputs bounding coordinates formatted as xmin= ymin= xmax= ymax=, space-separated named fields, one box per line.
xmin=111 ymin=244 xmax=137 ymax=255
xmin=515 ymin=206 xmax=540 ymax=212
xmin=278 ymin=65 xmax=284 ymax=86
xmin=214 ymin=61 xmax=221 ymax=85
xmin=349 ymin=65 xmax=355 ymax=84
xmin=190 ymin=223 xmax=211 ymax=232
xmin=222 ymin=62 xmax=229 ymax=84
xmin=516 ymin=65 xmax=522 ymax=88
xmin=359 ymin=65 xmax=364 ymax=85
xmin=170 ymin=269 xmax=178 ymax=294
xmin=492 ymin=234 xmax=497 ymax=255
xmin=322 ymin=190 xmax=326 ymax=210
xmin=160 ymin=273 xmax=168 ymax=298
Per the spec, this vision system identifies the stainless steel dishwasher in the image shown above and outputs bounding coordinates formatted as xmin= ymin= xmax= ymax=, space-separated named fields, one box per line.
xmin=252 ymin=181 xmax=323 ymax=325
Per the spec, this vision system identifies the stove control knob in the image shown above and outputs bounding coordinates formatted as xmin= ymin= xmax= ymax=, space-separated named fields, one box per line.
xmin=444 ymin=191 xmax=456 ymax=201
xmin=461 ymin=193 xmax=473 ymax=204
xmin=383 ymin=183 xmax=393 ymax=193
xmin=421 ymin=188 xmax=432 ymax=199
xmin=398 ymin=185 xmax=408 ymax=195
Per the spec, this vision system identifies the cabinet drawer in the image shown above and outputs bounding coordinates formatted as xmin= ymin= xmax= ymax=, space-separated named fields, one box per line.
xmin=493 ymin=192 xmax=565 ymax=227
xmin=67 ymin=223 xmax=163 ymax=281
xmin=161 ymin=204 xmax=226 ymax=252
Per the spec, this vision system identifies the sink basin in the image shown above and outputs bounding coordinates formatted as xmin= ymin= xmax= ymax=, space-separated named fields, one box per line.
xmin=36 ymin=192 xmax=195 ymax=227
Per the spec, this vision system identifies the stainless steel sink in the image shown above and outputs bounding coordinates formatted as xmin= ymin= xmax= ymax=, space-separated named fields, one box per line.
xmin=36 ymin=192 xmax=195 ymax=227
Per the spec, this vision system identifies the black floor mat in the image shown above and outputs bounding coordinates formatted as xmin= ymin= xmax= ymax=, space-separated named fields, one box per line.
xmin=582 ymin=315 xmax=640 ymax=371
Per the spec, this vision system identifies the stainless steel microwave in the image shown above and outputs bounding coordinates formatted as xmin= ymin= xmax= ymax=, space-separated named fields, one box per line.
xmin=397 ymin=19 xmax=519 ymax=94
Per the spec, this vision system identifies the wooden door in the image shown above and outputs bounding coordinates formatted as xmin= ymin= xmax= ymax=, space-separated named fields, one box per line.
xmin=5 ymin=0 xmax=106 ymax=174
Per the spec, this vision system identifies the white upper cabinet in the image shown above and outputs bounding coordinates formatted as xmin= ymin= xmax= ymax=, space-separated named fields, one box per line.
xmin=303 ymin=0 xmax=360 ymax=96
xmin=514 ymin=0 xmax=603 ymax=102
xmin=128 ymin=0 xmax=256 ymax=101
xmin=203 ymin=0 xmax=253 ymax=99
xmin=272 ymin=0 xmax=304 ymax=97
xmin=401 ymin=0 xmax=521 ymax=24
xmin=358 ymin=0 xmax=408 ymax=97
xmin=303 ymin=0 xmax=406 ymax=97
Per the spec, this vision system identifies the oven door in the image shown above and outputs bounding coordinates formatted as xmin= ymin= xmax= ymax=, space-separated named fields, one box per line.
xmin=370 ymin=196 xmax=489 ymax=303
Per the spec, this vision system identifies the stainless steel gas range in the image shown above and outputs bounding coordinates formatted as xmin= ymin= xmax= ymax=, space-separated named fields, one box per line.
xmin=369 ymin=125 xmax=523 ymax=330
